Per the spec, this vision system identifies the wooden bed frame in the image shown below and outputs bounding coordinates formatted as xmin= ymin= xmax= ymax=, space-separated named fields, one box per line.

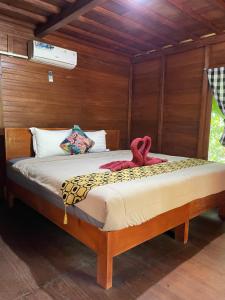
xmin=4 ymin=128 xmax=225 ymax=289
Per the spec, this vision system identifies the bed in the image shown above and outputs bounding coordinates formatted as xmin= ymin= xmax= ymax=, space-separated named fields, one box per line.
xmin=4 ymin=128 xmax=225 ymax=289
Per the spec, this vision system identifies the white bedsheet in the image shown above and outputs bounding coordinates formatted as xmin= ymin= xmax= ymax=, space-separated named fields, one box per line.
xmin=12 ymin=151 xmax=225 ymax=231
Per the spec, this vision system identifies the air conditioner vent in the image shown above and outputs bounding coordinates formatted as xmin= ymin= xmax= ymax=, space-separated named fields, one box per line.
xmin=28 ymin=40 xmax=77 ymax=70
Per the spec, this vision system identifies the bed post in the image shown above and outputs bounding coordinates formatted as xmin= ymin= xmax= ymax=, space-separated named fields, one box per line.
xmin=174 ymin=220 xmax=189 ymax=244
xmin=97 ymin=231 xmax=113 ymax=289
xmin=6 ymin=183 xmax=15 ymax=208
xmin=218 ymin=204 xmax=225 ymax=221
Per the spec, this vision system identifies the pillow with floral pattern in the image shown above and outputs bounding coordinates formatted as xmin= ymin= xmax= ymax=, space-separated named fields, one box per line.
xmin=60 ymin=125 xmax=94 ymax=155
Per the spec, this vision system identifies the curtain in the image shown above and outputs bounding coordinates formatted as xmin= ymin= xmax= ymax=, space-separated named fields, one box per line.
xmin=207 ymin=67 xmax=225 ymax=145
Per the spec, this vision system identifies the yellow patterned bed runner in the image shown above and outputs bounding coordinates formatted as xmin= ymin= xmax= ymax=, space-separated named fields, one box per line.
xmin=61 ymin=158 xmax=211 ymax=211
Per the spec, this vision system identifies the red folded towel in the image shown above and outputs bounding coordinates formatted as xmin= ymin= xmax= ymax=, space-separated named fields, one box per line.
xmin=100 ymin=137 xmax=145 ymax=171
xmin=100 ymin=136 xmax=167 ymax=171
xmin=142 ymin=136 xmax=167 ymax=166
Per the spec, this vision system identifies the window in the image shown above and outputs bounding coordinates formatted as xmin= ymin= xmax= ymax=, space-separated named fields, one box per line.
xmin=208 ymin=97 xmax=225 ymax=162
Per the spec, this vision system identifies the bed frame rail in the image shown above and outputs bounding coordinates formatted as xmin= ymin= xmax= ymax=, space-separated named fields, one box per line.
xmin=6 ymin=179 xmax=225 ymax=289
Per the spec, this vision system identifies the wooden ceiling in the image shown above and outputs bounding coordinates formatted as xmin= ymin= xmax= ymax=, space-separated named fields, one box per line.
xmin=1 ymin=0 xmax=225 ymax=57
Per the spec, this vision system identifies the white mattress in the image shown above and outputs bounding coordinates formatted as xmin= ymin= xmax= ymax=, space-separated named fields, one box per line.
xmin=12 ymin=150 xmax=225 ymax=231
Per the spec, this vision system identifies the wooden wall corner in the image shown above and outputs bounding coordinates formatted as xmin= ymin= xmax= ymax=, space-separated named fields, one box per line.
xmin=157 ymin=55 xmax=166 ymax=153
xmin=127 ymin=61 xmax=133 ymax=147
xmin=197 ymin=46 xmax=210 ymax=159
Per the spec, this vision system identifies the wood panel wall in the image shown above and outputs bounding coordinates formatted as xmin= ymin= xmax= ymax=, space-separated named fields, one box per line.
xmin=132 ymin=41 xmax=225 ymax=158
xmin=0 ymin=18 xmax=33 ymax=129
xmin=0 ymin=18 xmax=131 ymax=198
xmin=2 ymin=17 xmax=225 ymax=160
xmin=132 ymin=58 xmax=162 ymax=152
xmin=162 ymin=49 xmax=205 ymax=157
xmin=0 ymin=19 xmax=130 ymax=149
xmin=0 ymin=18 xmax=33 ymax=56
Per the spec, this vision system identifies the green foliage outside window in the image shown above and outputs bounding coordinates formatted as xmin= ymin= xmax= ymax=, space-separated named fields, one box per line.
xmin=208 ymin=97 xmax=225 ymax=163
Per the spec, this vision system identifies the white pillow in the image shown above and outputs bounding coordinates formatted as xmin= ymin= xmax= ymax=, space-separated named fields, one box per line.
xmin=30 ymin=128 xmax=72 ymax=158
xmin=84 ymin=130 xmax=107 ymax=153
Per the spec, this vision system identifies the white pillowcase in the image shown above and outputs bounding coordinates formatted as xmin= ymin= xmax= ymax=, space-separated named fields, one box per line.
xmin=30 ymin=128 xmax=72 ymax=158
xmin=84 ymin=130 xmax=107 ymax=153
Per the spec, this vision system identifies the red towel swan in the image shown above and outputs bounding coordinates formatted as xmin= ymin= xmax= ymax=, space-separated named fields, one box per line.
xmin=100 ymin=136 xmax=167 ymax=172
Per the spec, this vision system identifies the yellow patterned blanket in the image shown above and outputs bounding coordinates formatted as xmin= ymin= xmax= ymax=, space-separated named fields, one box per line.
xmin=61 ymin=158 xmax=211 ymax=208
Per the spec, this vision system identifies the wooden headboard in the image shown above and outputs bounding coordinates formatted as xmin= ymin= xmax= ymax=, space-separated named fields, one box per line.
xmin=4 ymin=128 xmax=120 ymax=160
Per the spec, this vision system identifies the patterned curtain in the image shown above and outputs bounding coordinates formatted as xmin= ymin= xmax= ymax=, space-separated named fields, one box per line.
xmin=207 ymin=67 xmax=225 ymax=145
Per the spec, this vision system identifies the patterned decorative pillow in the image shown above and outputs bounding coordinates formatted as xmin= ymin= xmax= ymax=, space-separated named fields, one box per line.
xmin=60 ymin=125 xmax=94 ymax=155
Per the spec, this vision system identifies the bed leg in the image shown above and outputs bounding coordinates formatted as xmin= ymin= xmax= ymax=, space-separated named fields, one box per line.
xmin=97 ymin=232 xmax=113 ymax=289
xmin=218 ymin=205 xmax=225 ymax=221
xmin=6 ymin=189 xmax=15 ymax=208
xmin=174 ymin=220 xmax=189 ymax=244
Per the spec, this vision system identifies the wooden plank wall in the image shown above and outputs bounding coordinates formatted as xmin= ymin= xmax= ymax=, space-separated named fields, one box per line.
xmin=0 ymin=18 xmax=33 ymax=56
xmin=0 ymin=18 xmax=130 ymax=198
xmin=132 ymin=42 xmax=225 ymax=158
xmin=0 ymin=19 xmax=130 ymax=149
xmin=162 ymin=49 xmax=205 ymax=157
xmin=132 ymin=58 xmax=162 ymax=152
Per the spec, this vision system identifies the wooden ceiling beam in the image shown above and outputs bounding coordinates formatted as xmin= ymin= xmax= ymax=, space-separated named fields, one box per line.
xmin=78 ymin=16 xmax=156 ymax=51
xmin=63 ymin=25 xmax=138 ymax=54
xmin=0 ymin=14 xmax=35 ymax=29
xmin=93 ymin=6 xmax=175 ymax=47
xmin=0 ymin=2 xmax=47 ymax=23
xmin=167 ymin=0 xmax=221 ymax=34
xmin=132 ymin=32 xmax=225 ymax=63
xmin=21 ymin=0 xmax=60 ymax=14
xmin=35 ymin=0 xmax=107 ymax=38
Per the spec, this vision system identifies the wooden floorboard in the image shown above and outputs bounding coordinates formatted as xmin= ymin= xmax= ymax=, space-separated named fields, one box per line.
xmin=0 ymin=200 xmax=225 ymax=300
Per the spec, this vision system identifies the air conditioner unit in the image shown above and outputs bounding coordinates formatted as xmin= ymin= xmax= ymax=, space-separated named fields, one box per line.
xmin=28 ymin=40 xmax=77 ymax=70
